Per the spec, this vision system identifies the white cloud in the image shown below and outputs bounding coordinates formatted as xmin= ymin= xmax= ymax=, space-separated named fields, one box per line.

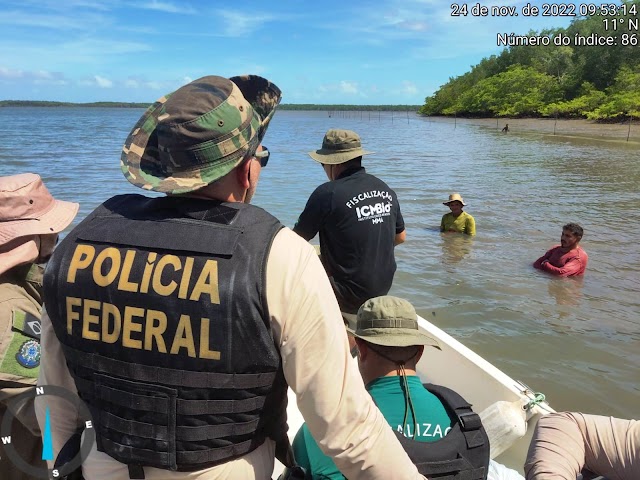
xmin=0 ymin=39 xmax=153 ymax=73
xmin=13 ymin=0 xmax=113 ymax=11
xmin=0 ymin=9 xmax=108 ymax=30
xmin=315 ymin=2 xmax=439 ymax=42
xmin=34 ymin=70 xmax=53 ymax=79
xmin=0 ymin=67 xmax=68 ymax=85
xmin=340 ymin=81 xmax=359 ymax=94
xmin=123 ymin=77 xmax=170 ymax=91
xmin=95 ymin=75 xmax=113 ymax=88
xmin=138 ymin=1 xmax=196 ymax=14
xmin=216 ymin=10 xmax=275 ymax=37
xmin=400 ymin=81 xmax=418 ymax=95
xmin=66 ymin=0 xmax=112 ymax=11
xmin=34 ymin=71 xmax=68 ymax=85
xmin=396 ymin=21 xmax=428 ymax=31
xmin=63 ymin=39 xmax=152 ymax=56
xmin=315 ymin=81 xmax=365 ymax=97
xmin=0 ymin=67 xmax=24 ymax=79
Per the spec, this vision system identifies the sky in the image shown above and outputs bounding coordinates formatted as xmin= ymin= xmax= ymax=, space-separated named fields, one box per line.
xmin=0 ymin=0 xmax=584 ymax=105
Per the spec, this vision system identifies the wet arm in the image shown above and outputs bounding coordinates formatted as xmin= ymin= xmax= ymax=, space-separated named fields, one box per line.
xmin=538 ymin=257 xmax=584 ymax=277
xmin=395 ymin=205 xmax=406 ymax=245
xmin=533 ymin=248 xmax=553 ymax=269
xmin=395 ymin=229 xmax=406 ymax=246
xmin=465 ymin=215 xmax=476 ymax=236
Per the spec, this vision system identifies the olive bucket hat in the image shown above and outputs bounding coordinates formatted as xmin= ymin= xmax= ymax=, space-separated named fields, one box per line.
xmin=121 ymin=75 xmax=282 ymax=194
xmin=347 ymin=296 xmax=440 ymax=349
xmin=308 ymin=129 xmax=374 ymax=165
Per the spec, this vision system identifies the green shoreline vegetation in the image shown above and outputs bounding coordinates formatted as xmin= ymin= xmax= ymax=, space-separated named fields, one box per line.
xmin=420 ymin=0 xmax=640 ymax=121
xmin=0 ymin=100 xmax=421 ymax=112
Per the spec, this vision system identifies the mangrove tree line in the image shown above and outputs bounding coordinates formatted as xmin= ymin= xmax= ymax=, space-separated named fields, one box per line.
xmin=420 ymin=0 xmax=640 ymax=120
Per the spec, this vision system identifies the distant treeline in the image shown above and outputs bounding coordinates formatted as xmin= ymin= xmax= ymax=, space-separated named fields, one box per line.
xmin=0 ymin=100 xmax=150 ymax=108
xmin=0 ymin=100 xmax=420 ymax=112
xmin=421 ymin=0 xmax=640 ymax=120
xmin=279 ymin=104 xmax=421 ymax=112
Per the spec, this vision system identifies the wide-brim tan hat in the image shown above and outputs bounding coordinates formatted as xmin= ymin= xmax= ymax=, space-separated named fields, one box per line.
xmin=347 ymin=296 xmax=440 ymax=349
xmin=0 ymin=173 xmax=79 ymax=245
xmin=443 ymin=193 xmax=466 ymax=206
xmin=121 ymin=75 xmax=282 ymax=194
xmin=308 ymin=128 xmax=374 ymax=165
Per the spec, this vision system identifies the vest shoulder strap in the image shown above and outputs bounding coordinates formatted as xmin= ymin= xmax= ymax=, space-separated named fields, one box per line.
xmin=423 ymin=383 xmax=472 ymax=411
xmin=391 ymin=384 xmax=489 ymax=479
xmin=423 ymin=383 xmax=483 ymax=431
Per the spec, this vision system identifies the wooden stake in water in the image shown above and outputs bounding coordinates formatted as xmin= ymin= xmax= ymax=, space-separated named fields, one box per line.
xmin=554 ymin=110 xmax=558 ymax=136
xmin=628 ymin=115 xmax=632 ymax=142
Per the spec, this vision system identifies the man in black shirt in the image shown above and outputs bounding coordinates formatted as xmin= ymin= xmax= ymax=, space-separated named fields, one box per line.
xmin=293 ymin=129 xmax=406 ymax=318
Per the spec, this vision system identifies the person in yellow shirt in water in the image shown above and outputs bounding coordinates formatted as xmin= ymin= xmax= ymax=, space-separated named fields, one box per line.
xmin=440 ymin=193 xmax=476 ymax=236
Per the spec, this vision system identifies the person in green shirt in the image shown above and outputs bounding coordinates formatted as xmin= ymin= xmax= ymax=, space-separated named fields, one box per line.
xmin=440 ymin=193 xmax=476 ymax=236
xmin=292 ymin=296 xmax=453 ymax=479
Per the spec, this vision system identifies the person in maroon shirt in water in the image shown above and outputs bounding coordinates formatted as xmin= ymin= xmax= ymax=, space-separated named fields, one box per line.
xmin=534 ymin=223 xmax=588 ymax=277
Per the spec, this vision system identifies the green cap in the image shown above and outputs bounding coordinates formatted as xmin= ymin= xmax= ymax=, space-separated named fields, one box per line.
xmin=348 ymin=296 xmax=440 ymax=349
xmin=120 ymin=74 xmax=282 ymax=194
xmin=308 ymin=129 xmax=374 ymax=165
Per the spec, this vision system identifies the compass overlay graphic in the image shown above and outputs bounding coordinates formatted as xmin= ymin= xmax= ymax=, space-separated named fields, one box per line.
xmin=1 ymin=385 xmax=95 ymax=479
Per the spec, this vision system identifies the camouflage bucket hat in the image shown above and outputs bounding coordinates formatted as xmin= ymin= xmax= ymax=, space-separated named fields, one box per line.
xmin=347 ymin=296 xmax=440 ymax=349
xmin=309 ymin=129 xmax=374 ymax=165
xmin=121 ymin=75 xmax=282 ymax=194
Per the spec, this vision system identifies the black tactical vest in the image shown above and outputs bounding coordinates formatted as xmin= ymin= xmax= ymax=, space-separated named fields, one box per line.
xmin=43 ymin=194 xmax=288 ymax=474
xmin=395 ymin=383 xmax=490 ymax=480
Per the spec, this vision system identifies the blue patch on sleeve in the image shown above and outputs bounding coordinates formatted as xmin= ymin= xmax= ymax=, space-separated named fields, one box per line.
xmin=16 ymin=339 xmax=41 ymax=369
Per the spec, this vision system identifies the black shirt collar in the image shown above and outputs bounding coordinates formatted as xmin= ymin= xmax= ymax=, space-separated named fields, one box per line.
xmin=336 ymin=165 xmax=365 ymax=180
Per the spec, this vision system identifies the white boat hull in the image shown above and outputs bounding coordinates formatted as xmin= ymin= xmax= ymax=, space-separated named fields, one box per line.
xmin=273 ymin=314 xmax=553 ymax=478
xmin=414 ymin=314 xmax=554 ymax=471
